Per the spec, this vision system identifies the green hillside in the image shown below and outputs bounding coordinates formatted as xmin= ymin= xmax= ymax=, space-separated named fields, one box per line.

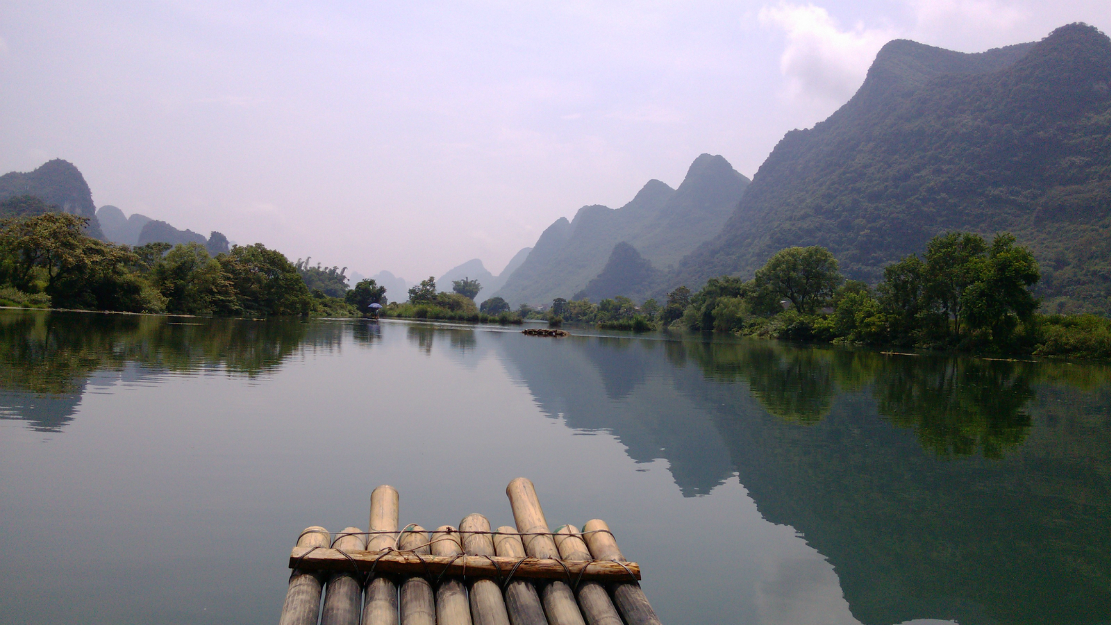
xmin=668 ymin=24 xmax=1110 ymax=314
xmin=495 ymin=154 xmax=749 ymax=306
xmin=0 ymin=159 xmax=105 ymax=240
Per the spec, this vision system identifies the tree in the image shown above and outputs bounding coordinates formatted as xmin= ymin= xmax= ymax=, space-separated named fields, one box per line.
xmin=923 ymin=232 xmax=988 ymax=337
xmin=962 ymin=233 xmax=1040 ymax=342
xmin=551 ymin=297 xmax=568 ymax=317
xmin=346 ymin=279 xmax=387 ymax=311
xmin=152 ymin=243 xmax=239 ymax=315
xmin=640 ymin=298 xmax=659 ymax=320
xmin=754 ymin=246 xmax=842 ymax=314
xmin=408 ymin=277 xmax=436 ymax=303
xmin=295 ymin=257 xmax=348 ymax=298
xmin=452 ymin=276 xmax=482 ymax=300
xmin=132 ymin=242 xmax=172 ymax=274
xmin=877 ymin=254 xmax=928 ymax=340
xmin=480 ymin=296 xmax=510 ymax=314
xmin=660 ymin=286 xmax=692 ymax=325
xmin=218 ymin=243 xmax=312 ymax=316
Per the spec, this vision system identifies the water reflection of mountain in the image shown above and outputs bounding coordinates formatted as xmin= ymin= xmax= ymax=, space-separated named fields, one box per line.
xmin=497 ymin=334 xmax=1110 ymax=625
xmin=0 ymin=310 xmax=350 ymax=430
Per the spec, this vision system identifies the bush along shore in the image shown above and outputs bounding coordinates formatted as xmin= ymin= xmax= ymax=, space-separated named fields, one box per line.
xmin=536 ymin=232 xmax=1109 ymax=361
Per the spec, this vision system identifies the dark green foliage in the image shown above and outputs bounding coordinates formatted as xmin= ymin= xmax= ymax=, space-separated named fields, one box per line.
xmin=660 ymin=286 xmax=692 ymax=325
xmin=670 ymin=24 xmax=1110 ymax=313
xmin=754 ymin=246 xmax=842 ymax=314
xmin=480 ymin=296 xmax=510 ymax=314
xmin=0 ymin=159 xmax=104 ymax=239
xmin=1032 ymin=314 xmax=1110 ymax=359
xmin=152 ymin=243 xmax=238 ymax=315
xmin=132 ymin=242 xmax=172 ymax=273
xmin=295 ymin=257 xmax=348 ymax=298
xmin=551 ymin=297 xmax=568 ymax=317
xmin=408 ymin=277 xmax=437 ymax=303
xmin=452 ymin=276 xmax=482 ymax=300
xmin=218 ymin=244 xmax=312 ymax=316
xmin=345 ymin=279 xmax=387 ymax=311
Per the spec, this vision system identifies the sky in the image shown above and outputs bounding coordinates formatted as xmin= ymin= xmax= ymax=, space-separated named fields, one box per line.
xmin=1 ymin=1 xmax=1108 ymax=282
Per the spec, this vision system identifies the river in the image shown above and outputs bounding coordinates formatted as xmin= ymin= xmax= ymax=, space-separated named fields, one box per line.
xmin=0 ymin=310 xmax=1107 ymax=624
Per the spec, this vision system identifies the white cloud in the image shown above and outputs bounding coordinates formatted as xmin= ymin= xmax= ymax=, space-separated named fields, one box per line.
xmin=909 ymin=0 xmax=1027 ymax=37
xmin=759 ymin=3 xmax=894 ymax=108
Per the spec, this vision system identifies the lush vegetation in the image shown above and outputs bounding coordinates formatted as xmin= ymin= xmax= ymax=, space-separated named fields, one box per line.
xmin=670 ymin=24 xmax=1110 ymax=314
xmin=296 ymin=257 xmax=349 ymax=298
xmin=0 ymin=212 xmax=354 ymax=318
xmin=0 ymin=159 xmax=104 ymax=239
xmin=387 ymin=276 xmax=522 ymax=324
xmin=668 ymin=232 xmax=1108 ymax=359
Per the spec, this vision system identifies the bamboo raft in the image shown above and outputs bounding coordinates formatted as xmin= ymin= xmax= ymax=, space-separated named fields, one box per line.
xmin=279 ymin=477 xmax=661 ymax=625
xmin=522 ymin=328 xmax=569 ymax=337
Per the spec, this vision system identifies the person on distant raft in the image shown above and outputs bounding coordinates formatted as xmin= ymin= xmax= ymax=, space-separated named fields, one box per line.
xmin=368 ymin=302 xmax=383 ymax=319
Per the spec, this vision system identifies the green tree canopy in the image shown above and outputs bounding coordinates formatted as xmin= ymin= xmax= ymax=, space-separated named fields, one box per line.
xmin=408 ymin=277 xmax=436 ymax=303
xmin=452 ymin=276 xmax=482 ymax=300
xmin=218 ymin=243 xmax=311 ymax=316
xmin=346 ymin=278 xmax=387 ymax=310
xmin=480 ymin=296 xmax=510 ymax=314
xmin=152 ymin=243 xmax=238 ymax=315
xmin=754 ymin=246 xmax=842 ymax=314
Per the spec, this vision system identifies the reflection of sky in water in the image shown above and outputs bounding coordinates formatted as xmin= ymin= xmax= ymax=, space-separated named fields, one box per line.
xmin=0 ymin=313 xmax=1107 ymax=625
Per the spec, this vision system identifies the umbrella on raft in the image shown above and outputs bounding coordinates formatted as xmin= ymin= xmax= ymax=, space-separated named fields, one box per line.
xmin=369 ymin=303 xmax=383 ymax=310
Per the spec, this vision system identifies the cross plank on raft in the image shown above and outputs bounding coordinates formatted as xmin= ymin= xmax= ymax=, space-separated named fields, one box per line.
xmin=288 ymin=548 xmax=641 ymax=582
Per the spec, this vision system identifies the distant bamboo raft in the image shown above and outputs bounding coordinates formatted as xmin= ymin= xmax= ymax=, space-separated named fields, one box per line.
xmin=279 ymin=478 xmax=660 ymax=625
xmin=522 ymin=329 xmax=569 ymax=337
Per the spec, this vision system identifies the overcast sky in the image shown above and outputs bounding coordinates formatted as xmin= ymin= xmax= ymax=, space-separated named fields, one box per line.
xmin=1 ymin=1 xmax=1107 ymax=282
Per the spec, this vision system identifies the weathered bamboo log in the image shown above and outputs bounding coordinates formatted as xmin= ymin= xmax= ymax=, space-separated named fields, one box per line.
xmin=493 ymin=527 xmax=547 ymax=625
xmin=399 ymin=526 xmax=436 ymax=625
xmin=288 ymin=548 xmax=640 ymax=581
xmin=554 ymin=526 xmax=623 ymax=625
xmin=320 ymin=527 xmax=366 ymax=625
xmin=362 ymin=485 xmax=400 ymax=625
xmin=279 ymin=526 xmax=331 ymax=625
xmin=430 ymin=526 xmax=473 ymax=625
xmin=581 ymin=520 xmax=660 ymax=625
xmin=505 ymin=478 xmax=586 ymax=625
xmin=460 ymin=513 xmax=512 ymax=625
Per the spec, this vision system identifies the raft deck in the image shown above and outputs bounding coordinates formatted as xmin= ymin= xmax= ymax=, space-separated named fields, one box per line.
xmin=279 ymin=477 xmax=661 ymax=625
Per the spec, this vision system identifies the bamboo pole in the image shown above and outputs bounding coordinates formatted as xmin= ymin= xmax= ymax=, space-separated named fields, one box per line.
xmin=505 ymin=478 xmax=586 ymax=625
xmin=553 ymin=526 xmax=623 ymax=625
xmin=430 ymin=526 xmax=473 ymax=625
xmin=279 ymin=526 xmax=331 ymax=625
xmin=493 ymin=527 xmax=547 ymax=625
xmin=362 ymin=485 xmax=400 ymax=625
xmin=320 ymin=527 xmax=366 ymax=625
xmin=459 ymin=513 xmax=512 ymax=625
xmin=399 ymin=526 xmax=436 ymax=625
xmin=288 ymin=549 xmax=639 ymax=581
xmin=581 ymin=520 xmax=660 ymax=625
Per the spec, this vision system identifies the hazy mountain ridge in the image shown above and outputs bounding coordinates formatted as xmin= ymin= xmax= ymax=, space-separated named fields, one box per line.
xmin=495 ymin=154 xmax=749 ymax=306
xmin=573 ymin=242 xmax=661 ymax=302
xmin=0 ymin=159 xmax=105 ymax=239
xmin=97 ymin=205 xmax=230 ymax=257
xmin=666 ymin=24 xmax=1110 ymax=313
xmin=436 ymin=246 xmax=532 ymax=302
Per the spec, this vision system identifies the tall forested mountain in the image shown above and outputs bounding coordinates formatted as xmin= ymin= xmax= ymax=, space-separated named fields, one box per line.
xmin=669 ymin=23 xmax=1110 ymax=313
xmin=0 ymin=159 xmax=105 ymax=239
xmin=495 ymin=154 xmax=749 ymax=306
xmin=437 ymin=246 xmax=531 ymax=302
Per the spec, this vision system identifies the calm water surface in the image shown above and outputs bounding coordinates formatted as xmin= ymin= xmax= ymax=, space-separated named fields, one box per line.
xmin=0 ymin=310 xmax=1107 ymax=625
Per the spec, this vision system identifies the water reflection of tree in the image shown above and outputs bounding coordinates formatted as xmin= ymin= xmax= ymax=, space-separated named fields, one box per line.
xmin=407 ymin=325 xmax=435 ymax=354
xmin=351 ymin=320 xmax=382 ymax=345
xmin=685 ymin=340 xmax=836 ymax=424
xmin=0 ymin=309 xmax=310 ymax=393
xmin=873 ymin=357 xmax=1033 ymax=458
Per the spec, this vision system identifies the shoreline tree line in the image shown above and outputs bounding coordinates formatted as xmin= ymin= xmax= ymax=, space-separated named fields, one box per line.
xmin=0 ymin=208 xmax=1104 ymax=359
